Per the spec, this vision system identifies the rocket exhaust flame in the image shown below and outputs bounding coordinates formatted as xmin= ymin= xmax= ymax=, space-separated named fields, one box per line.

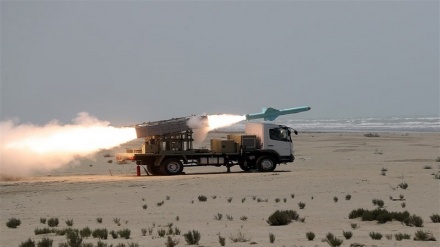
xmin=0 ymin=112 xmax=137 ymax=176
xmin=188 ymin=114 xmax=246 ymax=143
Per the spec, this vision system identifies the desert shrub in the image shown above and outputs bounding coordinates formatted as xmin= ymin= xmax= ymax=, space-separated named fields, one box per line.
xmin=92 ymin=228 xmax=108 ymax=239
xmin=369 ymin=231 xmax=383 ymax=240
xmin=394 ymin=233 xmax=411 ymax=241
xmin=226 ymin=214 xmax=233 ymax=221
xmin=267 ymin=210 xmax=299 ymax=226
xmin=269 ymin=233 xmax=275 ymax=243
xmin=141 ymin=228 xmax=147 ymax=236
xmin=436 ymin=156 xmax=440 ymax=162
xmin=142 ymin=204 xmax=147 ymax=210
xmin=34 ymin=227 xmax=52 ymax=235
xmin=324 ymin=233 xmax=343 ymax=247
xmin=364 ymin=133 xmax=379 ymax=137
xmin=211 ymin=195 xmax=217 ymax=199
xmin=275 ymin=198 xmax=280 ymax=203
xmin=306 ymin=231 xmax=315 ymax=241
xmin=241 ymin=197 xmax=246 ymax=203
xmin=37 ymin=237 xmax=53 ymax=247
xmin=298 ymin=202 xmax=306 ymax=209
xmin=79 ymin=227 xmax=91 ymax=238
xmin=66 ymin=230 xmax=83 ymax=247
xmin=184 ymin=230 xmax=201 ymax=245
xmin=333 ymin=196 xmax=338 ymax=203
xmin=40 ymin=218 xmax=46 ymax=224
xmin=165 ymin=236 xmax=179 ymax=247
xmin=198 ymin=195 xmax=207 ymax=202
xmin=348 ymin=208 xmax=365 ymax=219
xmin=398 ymin=182 xmax=408 ymax=189
xmin=174 ymin=227 xmax=181 ymax=235
xmin=19 ymin=238 xmax=35 ymax=247
xmin=47 ymin=218 xmax=59 ymax=227
xmin=401 ymin=202 xmax=406 ymax=208
xmin=345 ymin=194 xmax=351 ymax=200
xmin=414 ymin=230 xmax=436 ymax=241
xmin=214 ymin=213 xmax=223 ymax=221
xmin=424 ymin=165 xmax=432 ymax=169
xmin=229 ymin=230 xmax=250 ymax=243
xmin=157 ymin=201 xmax=164 ymax=207
xmin=157 ymin=228 xmax=166 ymax=237
xmin=385 ymin=234 xmax=392 ymax=240
xmin=349 ymin=208 xmax=413 ymax=224
xmin=110 ymin=230 xmax=118 ymax=239
xmin=290 ymin=194 xmax=295 ymax=198
xmin=372 ymin=199 xmax=384 ymax=208
xmin=7 ymin=217 xmax=21 ymax=228
xmin=218 ymin=235 xmax=226 ymax=246
xmin=342 ymin=230 xmax=352 ymax=239
xmin=350 ymin=223 xmax=358 ymax=229
xmin=403 ymin=214 xmax=424 ymax=227
xmin=227 ymin=197 xmax=233 ymax=203
xmin=434 ymin=173 xmax=440 ymax=179
xmin=118 ymin=228 xmax=131 ymax=239
xmin=113 ymin=218 xmax=120 ymax=225
xmin=430 ymin=214 xmax=440 ymax=223
xmin=240 ymin=216 xmax=248 ymax=221
xmin=65 ymin=219 xmax=74 ymax=227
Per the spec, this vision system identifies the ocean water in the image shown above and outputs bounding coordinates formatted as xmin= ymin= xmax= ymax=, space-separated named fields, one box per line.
xmin=221 ymin=116 xmax=439 ymax=133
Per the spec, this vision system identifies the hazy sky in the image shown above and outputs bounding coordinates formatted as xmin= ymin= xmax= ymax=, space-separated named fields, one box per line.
xmin=1 ymin=0 xmax=439 ymax=126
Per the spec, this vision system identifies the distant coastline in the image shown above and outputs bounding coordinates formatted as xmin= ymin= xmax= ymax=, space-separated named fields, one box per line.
xmin=215 ymin=116 xmax=439 ymax=133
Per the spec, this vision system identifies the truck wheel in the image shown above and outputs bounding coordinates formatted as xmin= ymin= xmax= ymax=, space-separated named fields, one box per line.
xmin=160 ymin=158 xmax=184 ymax=175
xmin=147 ymin=164 xmax=162 ymax=176
xmin=257 ymin=156 xmax=276 ymax=172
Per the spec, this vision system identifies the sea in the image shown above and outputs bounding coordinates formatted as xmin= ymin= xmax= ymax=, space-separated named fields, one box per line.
xmin=220 ymin=116 xmax=439 ymax=133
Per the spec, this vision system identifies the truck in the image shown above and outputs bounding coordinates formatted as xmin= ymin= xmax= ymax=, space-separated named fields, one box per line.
xmin=116 ymin=116 xmax=300 ymax=176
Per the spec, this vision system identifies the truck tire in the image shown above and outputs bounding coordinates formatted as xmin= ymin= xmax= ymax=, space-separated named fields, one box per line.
xmin=257 ymin=156 xmax=276 ymax=172
xmin=147 ymin=164 xmax=162 ymax=176
xmin=160 ymin=158 xmax=184 ymax=175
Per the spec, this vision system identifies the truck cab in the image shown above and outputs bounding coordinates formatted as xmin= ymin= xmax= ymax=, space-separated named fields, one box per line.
xmin=245 ymin=122 xmax=295 ymax=163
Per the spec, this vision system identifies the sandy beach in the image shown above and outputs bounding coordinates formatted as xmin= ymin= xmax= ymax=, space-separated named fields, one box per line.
xmin=1 ymin=132 xmax=439 ymax=247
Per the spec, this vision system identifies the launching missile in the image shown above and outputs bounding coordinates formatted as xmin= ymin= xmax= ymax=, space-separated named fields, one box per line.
xmin=245 ymin=106 xmax=311 ymax=121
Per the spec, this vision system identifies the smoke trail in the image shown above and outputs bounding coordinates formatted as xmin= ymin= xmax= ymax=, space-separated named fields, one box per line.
xmin=0 ymin=112 xmax=137 ymax=176
xmin=188 ymin=114 xmax=246 ymax=143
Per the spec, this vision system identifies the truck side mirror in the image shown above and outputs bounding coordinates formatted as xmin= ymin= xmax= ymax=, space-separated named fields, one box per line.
xmin=293 ymin=130 xmax=298 ymax=135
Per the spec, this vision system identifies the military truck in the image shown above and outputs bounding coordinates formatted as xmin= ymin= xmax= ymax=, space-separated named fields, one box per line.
xmin=116 ymin=117 xmax=299 ymax=176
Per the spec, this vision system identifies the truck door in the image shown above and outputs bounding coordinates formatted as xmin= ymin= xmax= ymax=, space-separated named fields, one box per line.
xmin=267 ymin=127 xmax=292 ymax=157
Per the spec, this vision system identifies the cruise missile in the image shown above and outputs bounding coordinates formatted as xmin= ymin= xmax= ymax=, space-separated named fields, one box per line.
xmin=245 ymin=106 xmax=311 ymax=121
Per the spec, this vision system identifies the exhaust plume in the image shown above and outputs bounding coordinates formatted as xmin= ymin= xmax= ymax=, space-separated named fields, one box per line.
xmin=188 ymin=114 xmax=245 ymax=143
xmin=0 ymin=112 xmax=137 ymax=176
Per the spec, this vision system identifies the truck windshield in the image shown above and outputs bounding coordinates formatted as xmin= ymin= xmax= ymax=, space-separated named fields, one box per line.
xmin=269 ymin=128 xmax=291 ymax=142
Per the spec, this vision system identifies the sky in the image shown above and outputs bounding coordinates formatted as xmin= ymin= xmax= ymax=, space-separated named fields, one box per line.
xmin=1 ymin=0 xmax=439 ymax=126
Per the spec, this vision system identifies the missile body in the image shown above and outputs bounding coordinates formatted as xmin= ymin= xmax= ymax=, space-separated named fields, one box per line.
xmin=245 ymin=106 xmax=311 ymax=121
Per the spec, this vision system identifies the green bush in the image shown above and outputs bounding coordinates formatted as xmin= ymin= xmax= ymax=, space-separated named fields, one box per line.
xmin=267 ymin=210 xmax=299 ymax=226
xmin=66 ymin=230 xmax=83 ymax=247
xmin=324 ymin=233 xmax=343 ymax=247
xmin=165 ymin=236 xmax=179 ymax=247
xmin=34 ymin=227 xmax=52 ymax=235
xmin=414 ymin=230 xmax=436 ymax=241
xmin=198 ymin=195 xmax=207 ymax=202
xmin=6 ymin=217 xmax=21 ymax=228
xmin=342 ymin=230 xmax=352 ymax=239
xmin=306 ymin=231 xmax=315 ymax=241
xmin=269 ymin=233 xmax=275 ymax=243
xmin=118 ymin=228 xmax=131 ymax=239
xmin=218 ymin=235 xmax=226 ymax=246
xmin=80 ymin=227 xmax=92 ymax=238
xmin=47 ymin=218 xmax=59 ymax=227
xmin=403 ymin=214 xmax=424 ymax=227
xmin=37 ymin=237 xmax=53 ymax=247
xmin=369 ymin=231 xmax=383 ymax=240
xmin=19 ymin=238 xmax=35 ymax=247
xmin=430 ymin=214 xmax=440 ymax=223
xmin=92 ymin=228 xmax=108 ymax=239
xmin=184 ymin=230 xmax=201 ymax=245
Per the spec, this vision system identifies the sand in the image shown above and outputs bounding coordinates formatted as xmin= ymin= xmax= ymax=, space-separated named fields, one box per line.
xmin=1 ymin=132 xmax=439 ymax=247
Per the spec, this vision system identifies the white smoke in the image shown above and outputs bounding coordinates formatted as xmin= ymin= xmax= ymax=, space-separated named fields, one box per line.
xmin=188 ymin=114 xmax=246 ymax=143
xmin=0 ymin=112 xmax=137 ymax=177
